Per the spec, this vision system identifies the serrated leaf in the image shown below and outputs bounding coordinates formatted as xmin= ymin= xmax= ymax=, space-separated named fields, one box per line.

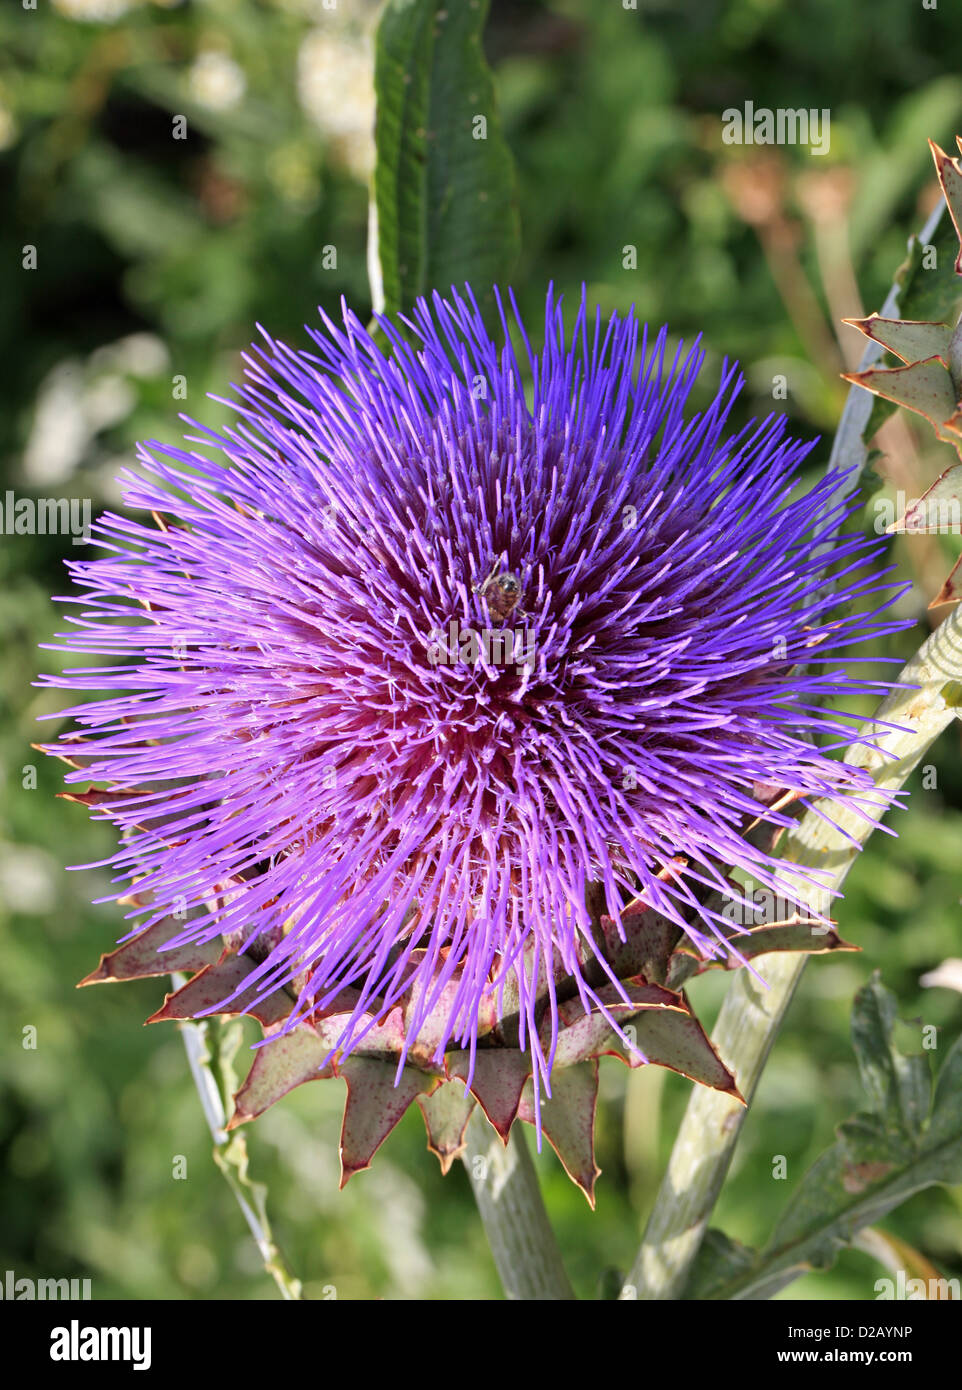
xmin=517 ymin=1061 xmax=601 ymax=1206
xmin=445 ymin=1048 xmax=531 ymax=1141
xmin=931 ymin=139 xmax=962 ymax=276
xmin=929 ymin=1032 xmax=962 ymax=1149
xmin=668 ymin=921 xmax=854 ymax=989
xmin=79 ymin=917 xmax=221 ymax=985
xmin=535 ymin=979 xmax=738 ymax=1092
xmin=630 ymin=1006 xmax=741 ymax=1094
xmin=687 ymin=1004 xmax=962 ymax=1300
xmin=686 ymin=1228 xmax=760 ymax=1301
xmin=842 ymin=314 xmax=953 ymax=367
xmin=314 ymin=994 xmax=409 ymax=1056
xmin=338 ymin=1056 xmax=439 ymax=1186
xmin=599 ymin=905 xmax=680 ymax=985
xmin=887 ymin=462 xmax=962 ymax=534
xmin=371 ymin=0 xmax=519 ymax=317
xmin=229 ymin=1025 xmax=335 ymax=1128
xmin=931 ymin=551 xmax=962 ymax=607
xmin=843 ymin=356 xmax=960 ymax=446
xmin=417 ymin=1079 xmax=476 ymax=1173
xmin=57 ymin=785 xmax=152 ymax=812
xmin=546 ymin=980 xmax=680 ymax=1068
xmin=860 ymin=212 xmax=962 ymax=441
xmin=893 ymin=209 xmax=962 ymax=322
xmin=732 ymin=920 xmax=851 ymax=958
xmin=146 ymin=954 xmax=294 ymax=1029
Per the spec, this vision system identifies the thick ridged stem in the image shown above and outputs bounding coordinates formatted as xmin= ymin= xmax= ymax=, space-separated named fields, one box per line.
xmin=462 ymin=1106 xmax=576 ymax=1300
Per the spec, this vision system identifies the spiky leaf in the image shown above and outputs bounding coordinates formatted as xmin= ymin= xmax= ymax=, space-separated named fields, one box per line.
xmin=339 ymin=1056 xmax=439 ymax=1185
xmin=843 ymin=357 xmax=959 ymax=446
xmin=229 ymin=1026 xmax=335 ymax=1128
xmin=518 ymin=1061 xmax=601 ymax=1205
xmin=842 ymin=314 xmax=952 ymax=367
xmin=79 ymin=917 xmax=220 ymax=985
xmin=446 ymin=1049 xmax=531 ymax=1141
xmin=417 ymin=1079 xmax=477 ymax=1173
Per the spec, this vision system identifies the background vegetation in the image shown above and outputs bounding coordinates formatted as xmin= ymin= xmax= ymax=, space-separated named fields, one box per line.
xmin=2 ymin=0 xmax=962 ymax=1299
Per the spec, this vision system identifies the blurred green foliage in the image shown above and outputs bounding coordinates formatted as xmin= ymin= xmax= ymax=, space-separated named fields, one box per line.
xmin=1 ymin=0 xmax=961 ymax=1300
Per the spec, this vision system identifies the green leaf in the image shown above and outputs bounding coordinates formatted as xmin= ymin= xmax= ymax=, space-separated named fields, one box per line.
xmin=862 ymin=212 xmax=962 ymax=440
xmin=845 ymin=356 xmax=959 ymax=446
xmin=892 ymin=209 xmax=962 ymax=324
xmin=370 ymin=0 xmax=520 ymax=318
xmin=417 ymin=1078 xmax=476 ymax=1174
xmin=685 ymin=1229 xmax=759 ymax=1300
xmin=685 ymin=983 xmax=961 ymax=1301
xmin=929 ymin=1033 xmax=962 ymax=1151
xmin=667 ymin=921 xmax=857 ymax=991
xmin=628 ymin=1006 xmax=741 ymax=1094
xmin=339 ymin=1056 xmax=439 ymax=1186
xmin=78 ymin=916 xmax=221 ymax=985
xmin=851 ymin=972 xmax=931 ymax=1136
xmin=842 ymin=314 xmax=953 ymax=368
xmin=446 ymin=1048 xmax=531 ymax=1140
xmin=229 ymin=1025 xmax=334 ymax=1128
xmin=886 ymin=463 xmax=962 ymax=534
xmin=931 ymin=139 xmax=962 ymax=276
xmin=518 ymin=1061 xmax=601 ymax=1206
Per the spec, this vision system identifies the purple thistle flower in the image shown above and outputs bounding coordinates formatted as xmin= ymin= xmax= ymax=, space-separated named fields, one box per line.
xmin=41 ymin=286 xmax=903 ymax=1099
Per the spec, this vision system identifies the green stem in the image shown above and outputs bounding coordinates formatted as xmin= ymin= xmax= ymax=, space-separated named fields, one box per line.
xmin=174 ymin=983 xmax=303 ymax=1301
xmin=625 ymin=604 xmax=962 ymax=1300
xmin=462 ymin=1106 xmax=576 ymax=1300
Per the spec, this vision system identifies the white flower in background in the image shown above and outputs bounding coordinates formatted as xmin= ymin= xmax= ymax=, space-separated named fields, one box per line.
xmin=297 ymin=30 xmax=375 ymax=180
xmin=53 ymin=0 xmax=133 ymax=21
xmin=22 ymin=335 xmax=169 ymax=485
xmin=88 ymin=333 xmax=171 ymax=379
xmin=82 ymin=375 xmax=136 ymax=434
xmin=920 ymin=959 xmax=962 ymax=994
xmin=0 ymin=845 xmax=57 ymax=916
xmin=22 ymin=363 xmax=89 ymax=486
xmin=270 ymin=0 xmax=381 ymax=25
xmin=189 ymin=50 xmax=247 ymax=113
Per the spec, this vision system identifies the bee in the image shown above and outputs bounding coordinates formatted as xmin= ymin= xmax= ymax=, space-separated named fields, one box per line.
xmin=475 ymin=561 xmax=522 ymax=621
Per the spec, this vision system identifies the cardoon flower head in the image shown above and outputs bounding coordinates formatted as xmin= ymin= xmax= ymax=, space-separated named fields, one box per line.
xmin=42 ymin=286 xmax=901 ymax=1178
